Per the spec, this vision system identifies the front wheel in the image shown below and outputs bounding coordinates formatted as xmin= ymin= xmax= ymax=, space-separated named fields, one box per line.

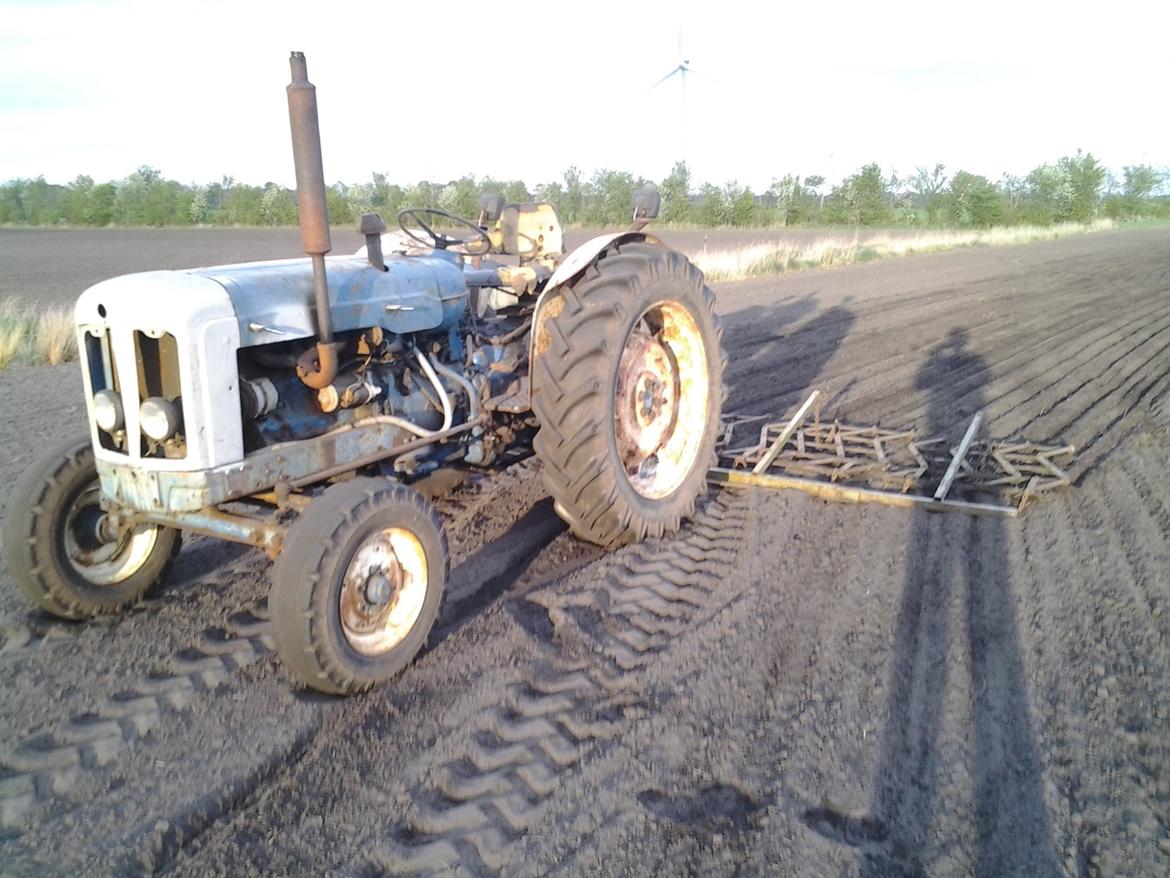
xmin=270 ymin=479 xmax=448 ymax=695
xmin=2 ymin=435 xmax=181 ymax=619
xmin=531 ymin=241 xmax=725 ymax=546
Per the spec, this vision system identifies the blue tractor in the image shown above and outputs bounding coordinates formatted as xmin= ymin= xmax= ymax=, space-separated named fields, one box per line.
xmin=2 ymin=53 xmax=725 ymax=694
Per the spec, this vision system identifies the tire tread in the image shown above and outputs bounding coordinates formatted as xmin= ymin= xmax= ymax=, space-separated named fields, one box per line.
xmin=270 ymin=479 xmax=449 ymax=695
xmin=531 ymin=242 xmax=725 ymax=547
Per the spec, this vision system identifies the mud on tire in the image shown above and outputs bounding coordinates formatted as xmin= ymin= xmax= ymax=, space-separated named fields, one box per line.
xmin=531 ymin=241 xmax=725 ymax=547
xmin=2 ymin=435 xmax=181 ymax=619
xmin=270 ymin=478 xmax=449 ymax=695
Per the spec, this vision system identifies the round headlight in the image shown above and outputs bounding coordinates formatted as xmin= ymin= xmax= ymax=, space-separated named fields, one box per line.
xmin=139 ymin=397 xmax=182 ymax=441
xmin=93 ymin=390 xmax=124 ymax=433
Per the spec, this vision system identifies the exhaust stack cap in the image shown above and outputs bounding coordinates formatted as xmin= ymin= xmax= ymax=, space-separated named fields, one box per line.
xmin=287 ymin=50 xmax=332 ymax=257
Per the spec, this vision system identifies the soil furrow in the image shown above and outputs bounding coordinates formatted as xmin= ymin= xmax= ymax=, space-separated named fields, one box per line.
xmin=730 ymin=279 xmax=1168 ymax=435
xmin=872 ymin=297 xmax=1170 ymax=433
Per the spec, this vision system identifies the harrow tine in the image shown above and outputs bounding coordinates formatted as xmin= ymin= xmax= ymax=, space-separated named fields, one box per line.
xmin=753 ymin=391 xmax=820 ymax=475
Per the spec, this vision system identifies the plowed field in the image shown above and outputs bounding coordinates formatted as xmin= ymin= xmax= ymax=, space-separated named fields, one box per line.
xmin=1 ymin=227 xmax=1168 ymax=876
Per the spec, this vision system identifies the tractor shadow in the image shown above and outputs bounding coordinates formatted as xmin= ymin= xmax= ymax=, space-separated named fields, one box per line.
xmin=721 ymin=294 xmax=856 ymax=416
xmin=428 ymin=497 xmax=565 ymax=650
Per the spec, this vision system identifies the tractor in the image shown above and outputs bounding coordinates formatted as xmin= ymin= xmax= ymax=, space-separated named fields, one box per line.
xmin=2 ymin=53 xmax=724 ymax=694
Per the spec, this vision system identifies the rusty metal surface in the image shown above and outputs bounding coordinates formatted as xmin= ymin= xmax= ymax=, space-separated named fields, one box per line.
xmin=957 ymin=440 xmax=1076 ymax=502
xmin=134 ymin=505 xmax=286 ymax=558
xmin=717 ymin=399 xmax=1074 ymax=513
xmin=97 ymin=416 xmax=486 ymax=515
xmin=286 ymin=52 xmax=331 ymax=258
xmin=720 ymin=416 xmax=941 ymax=493
xmin=338 ymin=526 xmax=428 ymax=656
xmin=529 ymin=231 xmax=664 ymax=366
xmin=613 ymin=301 xmax=710 ymax=500
xmin=287 ymin=51 xmax=334 ymax=360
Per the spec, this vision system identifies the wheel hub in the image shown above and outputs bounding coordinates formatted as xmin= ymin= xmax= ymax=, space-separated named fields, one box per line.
xmin=638 ymin=374 xmax=668 ymax=422
xmin=63 ymin=486 xmax=160 ymax=585
xmin=617 ymin=327 xmax=678 ymax=462
xmin=362 ymin=568 xmax=400 ymax=606
xmin=614 ymin=302 xmax=709 ymax=500
xmin=339 ymin=528 xmax=428 ymax=656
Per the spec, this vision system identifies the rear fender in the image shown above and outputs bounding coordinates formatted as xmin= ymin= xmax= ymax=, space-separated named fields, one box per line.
xmin=529 ymin=231 xmax=664 ymax=365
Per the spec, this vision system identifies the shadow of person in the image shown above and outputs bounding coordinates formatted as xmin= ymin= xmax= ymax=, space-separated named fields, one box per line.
xmin=804 ymin=328 xmax=1060 ymax=877
xmin=723 ymin=297 xmax=856 ymax=416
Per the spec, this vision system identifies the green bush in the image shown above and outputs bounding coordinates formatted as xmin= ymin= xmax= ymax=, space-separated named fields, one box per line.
xmin=1 ymin=152 xmax=1164 ymax=230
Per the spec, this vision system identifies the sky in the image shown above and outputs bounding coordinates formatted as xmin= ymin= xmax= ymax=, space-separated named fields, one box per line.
xmin=1 ymin=0 xmax=1167 ymax=192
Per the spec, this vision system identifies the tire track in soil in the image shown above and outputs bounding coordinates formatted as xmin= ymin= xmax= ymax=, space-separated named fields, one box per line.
xmin=108 ymin=484 xmax=566 ymax=876
xmin=0 ymin=620 xmax=81 ymax=664
xmin=0 ymin=540 xmax=257 ymax=665
xmin=0 ymin=604 xmax=272 ymax=829
xmin=536 ymin=493 xmax=909 ymax=877
xmin=0 ymin=457 xmax=553 ymax=858
xmin=355 ymin=490 xmax=751 ymax=877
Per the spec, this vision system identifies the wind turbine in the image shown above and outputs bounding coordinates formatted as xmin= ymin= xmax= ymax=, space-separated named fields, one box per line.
xmin=647 ymin=32 xmax=696 ymax=163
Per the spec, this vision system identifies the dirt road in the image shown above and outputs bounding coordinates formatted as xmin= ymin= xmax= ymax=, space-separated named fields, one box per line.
xmin=1 ymin=228 xmax=1168 ymax=876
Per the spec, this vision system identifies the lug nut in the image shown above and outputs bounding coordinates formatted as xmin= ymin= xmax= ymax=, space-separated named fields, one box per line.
xmin=364 ymin=573 xmax=393 ymax=605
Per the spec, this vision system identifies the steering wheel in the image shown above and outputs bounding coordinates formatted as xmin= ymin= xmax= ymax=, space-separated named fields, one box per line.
xmin=397 ymin=208 xmax=492 ymax=256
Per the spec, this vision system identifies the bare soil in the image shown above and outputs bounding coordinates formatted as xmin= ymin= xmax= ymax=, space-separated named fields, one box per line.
xmin=1 ymin=228 xmax=1168 ymax=876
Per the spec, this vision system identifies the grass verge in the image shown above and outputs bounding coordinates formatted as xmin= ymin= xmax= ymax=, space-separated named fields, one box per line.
xmin=0 ymin=299 xmax=77 ymax=369
xmin=691 ymin=218 xmax=1118 ymax=282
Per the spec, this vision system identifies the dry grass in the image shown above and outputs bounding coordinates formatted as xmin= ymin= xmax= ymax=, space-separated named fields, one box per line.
xmin=691 ymin=219 xmax=1116 ymax=282
xmin=0 ymin=299 xmax=77 ymax=369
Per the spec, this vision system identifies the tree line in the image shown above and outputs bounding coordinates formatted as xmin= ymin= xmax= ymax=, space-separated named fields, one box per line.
xmin=1 ymin=153 xmax=1166 ymax=230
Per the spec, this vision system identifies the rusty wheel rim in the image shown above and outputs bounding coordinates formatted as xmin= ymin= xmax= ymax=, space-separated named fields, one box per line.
xmin=63 ymin=485 xmax=160 ymax=585
xmin=615 ymin=300 xmax=709 ymax=499
xmin=339 ymin=527 xmax=428 ymax=656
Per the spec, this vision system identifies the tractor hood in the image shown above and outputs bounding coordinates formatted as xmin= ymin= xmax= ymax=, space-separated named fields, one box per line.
xmin=189 ymin=251 xmax=469 ymax=347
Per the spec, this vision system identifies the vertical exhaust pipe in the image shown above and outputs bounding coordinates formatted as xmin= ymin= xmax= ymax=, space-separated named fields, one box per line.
xmin=287 ymin=51 xmax=340 ymax=388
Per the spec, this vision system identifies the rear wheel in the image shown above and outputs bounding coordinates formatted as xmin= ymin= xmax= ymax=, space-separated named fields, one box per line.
xmin=270 ymin=478 xmax=448 ymax=695
xmin=531 ymin=241 xmax=725 ymax=546
xmin=2 ymin=435 xmax=180 ymax=619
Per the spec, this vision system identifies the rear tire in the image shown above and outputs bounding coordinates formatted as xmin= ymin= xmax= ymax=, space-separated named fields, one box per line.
xmin=531 ymin=241 xmax=725 ymax=547
xmin=270 ymin=478 xmax=448 ymax=695
xmin=2 ymin=435 xmax=180 ymax=619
